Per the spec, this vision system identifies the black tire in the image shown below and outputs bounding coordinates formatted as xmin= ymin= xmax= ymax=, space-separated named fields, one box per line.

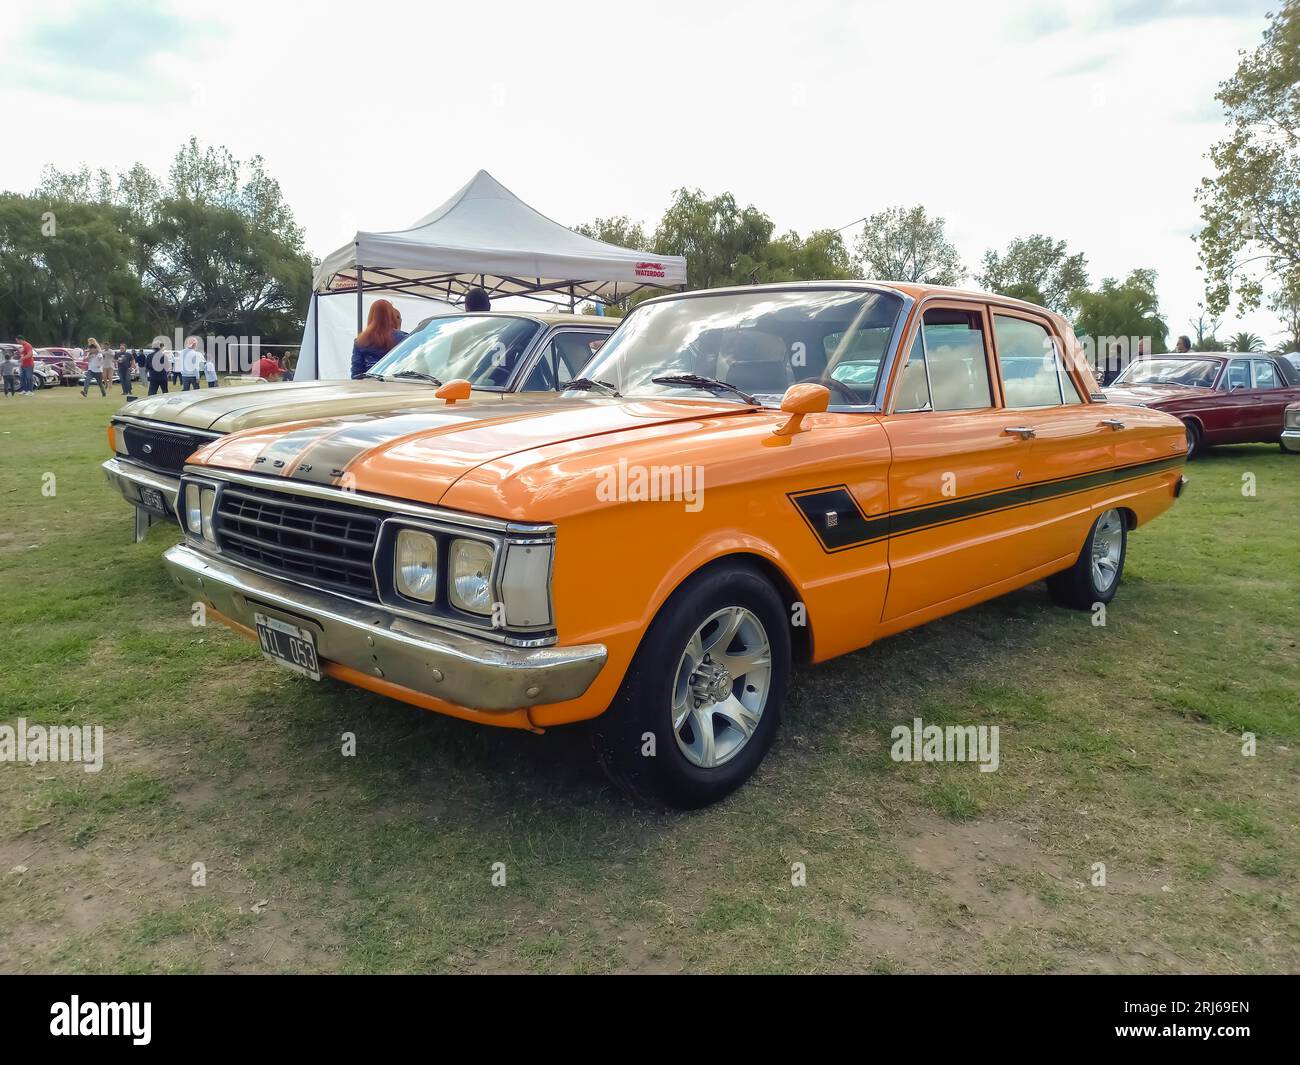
xmin=593 ymin=561 xmax=791 ymax=809
xmin=1182 ymin=419 xmax=1202 ymax=459
xmin=1047 ymin=508 xmax=1128 ymax=610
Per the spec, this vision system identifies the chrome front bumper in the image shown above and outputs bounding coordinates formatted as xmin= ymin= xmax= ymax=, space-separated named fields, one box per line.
xmin=1282 ymin=428 xmax=1300 ymax=454
xmin=102 ymin=456 xmax=181 ymax=520
xmin=163 ymin=543 xmax=607 ymax=712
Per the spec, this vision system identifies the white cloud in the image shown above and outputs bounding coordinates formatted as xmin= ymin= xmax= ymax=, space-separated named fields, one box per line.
xmin=0 ymin=0 xmax=1283 ymax=342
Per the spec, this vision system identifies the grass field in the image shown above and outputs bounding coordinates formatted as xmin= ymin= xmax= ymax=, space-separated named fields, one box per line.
xmin=1 ymin=386 xmax=1297 ymax=973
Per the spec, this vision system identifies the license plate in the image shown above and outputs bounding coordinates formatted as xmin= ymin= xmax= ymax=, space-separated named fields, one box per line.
xmin=254 ymin=612 xmax=321 ymax=680
xmin=137 ymin=486 xmax=167 ymax=514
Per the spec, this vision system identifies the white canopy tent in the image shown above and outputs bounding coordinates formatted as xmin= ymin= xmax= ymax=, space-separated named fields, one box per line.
xmin=298 ymin=170 xmax=687 ymax=379
xmin=293 ymin=290 xmax=453 ymax=381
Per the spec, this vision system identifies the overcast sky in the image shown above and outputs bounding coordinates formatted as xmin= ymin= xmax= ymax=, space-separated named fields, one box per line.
xmin=0 ymin=0 xmax=1282 ymax=342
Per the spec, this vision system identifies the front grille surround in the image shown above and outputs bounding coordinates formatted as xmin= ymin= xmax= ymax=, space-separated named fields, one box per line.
xmin=180 ymin=472 xmax=558 ymax=646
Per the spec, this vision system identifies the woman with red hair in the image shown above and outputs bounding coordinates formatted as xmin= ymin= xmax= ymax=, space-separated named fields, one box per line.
xmin=350 ymin=299 xmax=408 ymax=379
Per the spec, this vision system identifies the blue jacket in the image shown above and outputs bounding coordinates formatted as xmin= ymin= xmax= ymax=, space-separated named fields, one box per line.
xmin=351 ymin=331 xmax=408 ymax=379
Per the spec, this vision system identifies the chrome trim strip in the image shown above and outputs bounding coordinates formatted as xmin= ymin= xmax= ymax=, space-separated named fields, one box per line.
xmin=182 ymin=465 xmax=555 ymax=535
xmin=111 ymin=415 xmax=222 ymax=439
xmin=163 ymin=543 xmax=605 ymax=711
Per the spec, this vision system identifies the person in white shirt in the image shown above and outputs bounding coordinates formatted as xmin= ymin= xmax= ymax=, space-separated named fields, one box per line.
xmin=80 ymin=338 xmax=107 ymax=397
xmin=180 ymin=337 xmax=203 ymax=391
xmin=169 ymin=349 xmax=181 ymax=385
xmin=203 ymin=353 xmax=219 ymax=388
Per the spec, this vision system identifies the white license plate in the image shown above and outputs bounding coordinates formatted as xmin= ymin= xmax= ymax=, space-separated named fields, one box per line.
xmin=254 ymin=612 xmax=321 ymax=680
xmin=137 ymin=486 xmax=167 ymax=514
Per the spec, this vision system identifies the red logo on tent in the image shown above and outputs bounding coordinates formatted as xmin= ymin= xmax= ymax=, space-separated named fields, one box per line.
xmin=635 ymin=261 xmax=667 ymax=278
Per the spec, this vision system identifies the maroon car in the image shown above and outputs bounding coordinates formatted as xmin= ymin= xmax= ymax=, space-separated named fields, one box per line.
xmin=1105 ymin=353 xmax=1300 ymax=457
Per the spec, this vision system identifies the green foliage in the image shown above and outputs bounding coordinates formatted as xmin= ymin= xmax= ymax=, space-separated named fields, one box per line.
xmin=573 ymin=215 xmax=650 ymax=252
xmin=1228 ymin=331 xmax=1265 ymax=352
xmin=651 ymin=187 xmax=774 ymax=290
xmin=1196 ymin=1 xmax=1300 ymax=315
xmin=1 ymin=139 xmax=313 ymax=345
xmin=853 ymin=205 xmax=964 ymax=286
xmin=1073 ymin=269 xmax=1169 ymax=352
xmin=977 ymin=234 xmax=1089 ymax=314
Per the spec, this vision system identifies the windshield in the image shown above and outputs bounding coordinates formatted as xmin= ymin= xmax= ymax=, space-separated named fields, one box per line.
xmin=1114 ymin=358 xmax=1221 ymax=389
xmin=580 ymin=288 xmax=906 ymax=404
xmin=370 ymin=315 xmax=543 ymax=388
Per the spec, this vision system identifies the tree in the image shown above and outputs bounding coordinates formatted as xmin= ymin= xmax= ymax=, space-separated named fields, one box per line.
xmin=1269 ymin=274 xmax=1300 ymax=350
xmin=0 ymin=193 xmax=145 ymax=344
xmin=1196 ymin=1 xmax=1300 ymax=315
xmin=977 ymin=234 xmax=1089 ymax=314
xmin=1072 ymin=269 xmax=1169 ymax=354
xmin=853 ymin=205 xmax=964 ymax=285
xmin=734 ymin=228 xmax=859 ymax=284
xmin=651 ymin=188 xmax=774 ymax=290
xmin=1229 ymin=331 xmax=1265 ymax=352
xmin=573 ymin=215 xmax=650 ymax=252
xmin=1189 ymin=303 xmax=1222 ymax=351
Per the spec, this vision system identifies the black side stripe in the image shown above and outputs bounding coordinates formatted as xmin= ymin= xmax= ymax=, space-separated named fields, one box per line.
xmin=789 ymin=454 xmax=1185 ymax=554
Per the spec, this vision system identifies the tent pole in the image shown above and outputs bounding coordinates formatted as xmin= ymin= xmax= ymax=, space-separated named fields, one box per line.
xmin=569 ymin=284 xmax=575 ymax=312
xmin=312 ymin=291 xmax=320 ymax=380
xmin=356 ymin=265 xmax=364 ymax=334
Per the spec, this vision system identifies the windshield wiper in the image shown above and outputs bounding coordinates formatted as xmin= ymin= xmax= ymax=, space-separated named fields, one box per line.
xmin=393 ymin=369 xmax=443 ymax=386
xmin=564 ymin=377 xmax=621 ymax=396
xmin=651 ymin=373 xmax=759 ymax=405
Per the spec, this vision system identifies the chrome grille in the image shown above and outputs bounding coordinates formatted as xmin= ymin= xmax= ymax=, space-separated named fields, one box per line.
xmin=215 ymin=485 xmax=380 ymax=597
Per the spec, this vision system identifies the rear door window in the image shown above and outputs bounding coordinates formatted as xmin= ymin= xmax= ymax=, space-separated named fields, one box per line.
xmin=919 ymin=309 xmax=993 ymax=411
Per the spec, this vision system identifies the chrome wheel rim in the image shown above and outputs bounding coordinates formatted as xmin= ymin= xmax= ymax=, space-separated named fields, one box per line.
xmin=1184 ymin=423 xmax=1196 ymax=454
xmin=1091 ymin=509 xmax=1123 ymax=592
xmin=672 ymin=607 xmax=772 ymax=769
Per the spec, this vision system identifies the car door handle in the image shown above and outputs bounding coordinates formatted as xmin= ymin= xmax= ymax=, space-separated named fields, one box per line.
xmin=1003 ymin=426 xmax=1036 ymax=439
xmin=1099 ymin=418 xmax=1126 ymax=430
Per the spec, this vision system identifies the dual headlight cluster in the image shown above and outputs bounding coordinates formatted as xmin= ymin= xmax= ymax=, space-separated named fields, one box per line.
xmin=183 ymin=483 xmax=217 ymax=543
xmin=395 ymin=528 xmax=495 ymax=616
xmin=1286 ymin=407 xmax=1300 ymax=429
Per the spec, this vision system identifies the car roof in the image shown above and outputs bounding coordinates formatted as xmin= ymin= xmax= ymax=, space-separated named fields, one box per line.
xmin=633 ymin=279 xmax=1065 ymax=318
xmin=421 ymin=311 xmax=613 ymax=329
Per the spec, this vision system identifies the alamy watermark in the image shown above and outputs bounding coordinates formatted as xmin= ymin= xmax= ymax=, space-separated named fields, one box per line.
xmin=0 ymin=719 xmax=104 ymax=773
xmin=890 ymin=716 xmax=1000 ymax=773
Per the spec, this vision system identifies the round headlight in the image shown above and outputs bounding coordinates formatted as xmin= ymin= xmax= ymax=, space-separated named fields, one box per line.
xmin=449 ymin=538 xmax=495 ymax=615
xmin=395 ymin=529 xmax=438 ymax=603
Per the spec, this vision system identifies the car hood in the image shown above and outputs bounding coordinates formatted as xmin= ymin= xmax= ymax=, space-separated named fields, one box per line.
xmin=190 ymin=396 xmax=758 ymax=508
xmin=121 ymin=378 xmax=526 ymax=432
xmin=1103 ymin=383 xmax=1210 ymax=406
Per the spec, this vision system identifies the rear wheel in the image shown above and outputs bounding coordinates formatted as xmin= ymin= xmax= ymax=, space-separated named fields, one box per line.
xmin=1047 ymin=508 xmax=1127 ymax=610
xmin=593 ymin=562 xmax=790 ymax=808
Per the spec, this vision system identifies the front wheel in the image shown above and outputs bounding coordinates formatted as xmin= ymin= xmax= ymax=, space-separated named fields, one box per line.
xmin=1182 ymin=419 xmax=1202 ymax=459
xmin=1047 ymin=508 xmax=1127 ymax=610
xmin=593 ymin=562 xmax=790 ymax=808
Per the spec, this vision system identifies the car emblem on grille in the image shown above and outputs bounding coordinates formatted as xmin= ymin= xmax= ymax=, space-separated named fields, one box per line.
xmin=142 ymin=444 xmax=153 ymax=455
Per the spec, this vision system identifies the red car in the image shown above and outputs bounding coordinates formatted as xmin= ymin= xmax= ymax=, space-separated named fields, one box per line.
xmin=1104 ymin=353 xmax=1300 ymax=457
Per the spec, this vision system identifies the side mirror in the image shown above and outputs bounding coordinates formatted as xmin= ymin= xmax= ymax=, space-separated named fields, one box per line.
xmin=773 ymin=382 xmax=830 ymax=437
xmin=435 ymin=379 xmax=472 ymax=405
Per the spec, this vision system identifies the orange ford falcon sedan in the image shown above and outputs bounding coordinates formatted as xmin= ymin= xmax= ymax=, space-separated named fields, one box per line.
xmin=160 ymin=283 xmax=1188 ymax=807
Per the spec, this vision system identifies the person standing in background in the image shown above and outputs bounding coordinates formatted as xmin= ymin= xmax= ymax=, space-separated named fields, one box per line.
xmin=179 ymin=337 xmax=203 ymax=391
xmin=81 ymin=339 xmax=108 ymax=397
xmin=146 ymin=342 xmax=169 ymax=395
xmin=1 ymin=349 xmax=18 ymax=396
xmin=203 ymin=350 xmax=219 ymax=387
xmin=350 ymin=300 xmax=407 ymax=379
xmin=1174 ymin=335 xmax=1192 ymax=353
xmin=255 ymin=351 xmax=284 ymax=381
xmin=464 ymin=287 xmax=491 ymax=312
xmin=18 ymin=337 xmax=35 ymax=395
xmin=169 ymin=348 xmax=181 ymax=385
xmin=115 ymin=342 xmax=134 ymax=396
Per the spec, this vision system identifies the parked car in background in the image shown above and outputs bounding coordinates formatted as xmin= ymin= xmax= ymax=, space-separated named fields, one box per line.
xmin=1282 ymin=401 xmax=1300 ymax=454
xmin=103 ymin=312 xmax=615 ymax=537
xmin=160 ymin=282 xmax=1187 ymax=806
xmin=34 ymin=347 xmax=80 ymax=385
xmin=1104 ymin=352 xmax=1300 ymax=456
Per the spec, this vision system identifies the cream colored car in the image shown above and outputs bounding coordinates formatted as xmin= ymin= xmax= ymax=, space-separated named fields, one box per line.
xmin=103 ymin=312 xmax=613 ymax=538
